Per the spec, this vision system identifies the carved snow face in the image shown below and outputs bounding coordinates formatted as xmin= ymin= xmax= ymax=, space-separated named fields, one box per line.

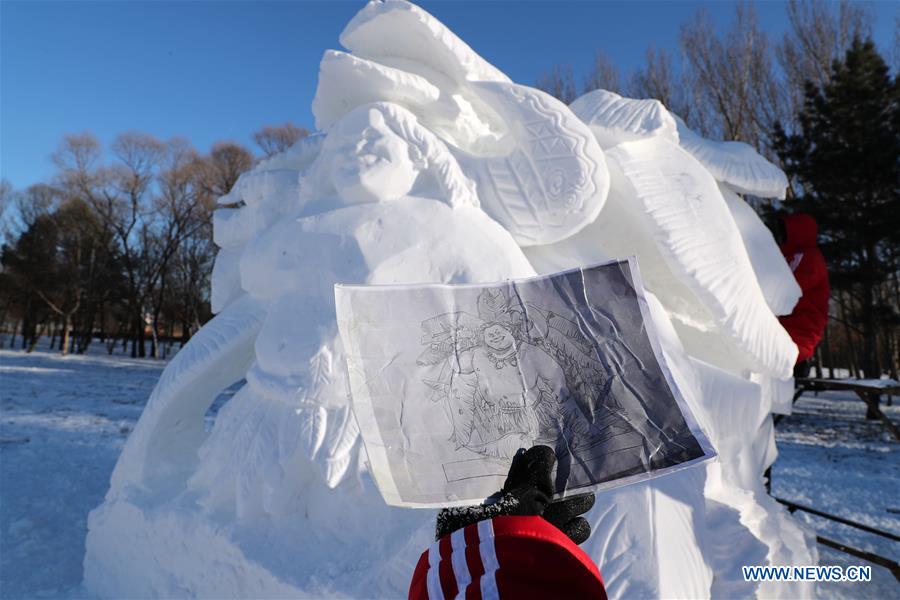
xmin=483 ymin=323 xmax=515 ymax=352
xmin=330 ymin=107 xmax=419 ymax=205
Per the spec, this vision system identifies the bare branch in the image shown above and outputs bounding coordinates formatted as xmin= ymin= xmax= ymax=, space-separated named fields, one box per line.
xmin=253 ymin=123 xmax=309 ymax=158
xmin=583 ymin=51 xmax=621 ymax=95
xmin=535 ymin=64 xmax=577 ymax=104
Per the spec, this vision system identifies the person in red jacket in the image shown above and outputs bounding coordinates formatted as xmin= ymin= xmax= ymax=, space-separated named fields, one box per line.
xmin=778 ymin=212 xmax=830 ymax=377
xmin=409 ymin=446 xmax=606 ymax=600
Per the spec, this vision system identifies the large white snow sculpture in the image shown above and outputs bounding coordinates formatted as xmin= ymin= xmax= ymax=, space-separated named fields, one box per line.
xmin=527 ymin=88 xmax=815 ymax=596
xmin=556 ymin=90 xmax=798 ymax=378
xmin=85 ymin=1 xmax=816 ymax=598
xmin=314 ymin=3 xmax=611 ymax=246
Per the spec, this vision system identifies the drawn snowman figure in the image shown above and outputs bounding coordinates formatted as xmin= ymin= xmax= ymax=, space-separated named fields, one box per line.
xmin=421 ymin=289 xmax=630 ymax=460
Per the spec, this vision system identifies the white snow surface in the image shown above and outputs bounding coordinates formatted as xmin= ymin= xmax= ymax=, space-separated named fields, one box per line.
xmin=607 ymin=138 xmax=797 ymax=378
xmin=674 ymin=115 xmax=789 ymax=200
xmin=340 ymin=0 xmax=511 ymax=86
xmin=70 ymin=1 xmax=836 ymax=598
xmin=721 ymin=184 xmax=802 ymax=316
xmin=569 ymin=89 xmax=680 ymax=149
xmin=3 ymin=343 xmax=898 ymax=598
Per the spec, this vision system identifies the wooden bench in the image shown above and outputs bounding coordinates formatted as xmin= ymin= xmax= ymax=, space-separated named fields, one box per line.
xmin=790 ymin=377 xmax=900 ymax=441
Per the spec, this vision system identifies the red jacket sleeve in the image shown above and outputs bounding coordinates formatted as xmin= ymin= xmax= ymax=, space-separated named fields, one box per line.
xmin=780 ymin=248 xmax=830 ymax=363
xmin=409 ymin=516 xmax=606 ymax=600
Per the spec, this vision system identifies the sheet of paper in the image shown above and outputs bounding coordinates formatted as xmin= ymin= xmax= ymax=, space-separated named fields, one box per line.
xmin=335 ymin=258 xmax=714 ymax=507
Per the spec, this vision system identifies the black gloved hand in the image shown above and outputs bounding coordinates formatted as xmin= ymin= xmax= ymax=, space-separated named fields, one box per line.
xmin=435 ymin=445 xmax=595 ymax=545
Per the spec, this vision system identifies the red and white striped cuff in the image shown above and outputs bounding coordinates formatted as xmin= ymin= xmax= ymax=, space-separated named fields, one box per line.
xmin=409 ymin=515 xmax=606 ymax=600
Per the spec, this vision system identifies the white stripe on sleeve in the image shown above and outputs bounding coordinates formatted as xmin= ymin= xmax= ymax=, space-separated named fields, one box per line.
xmin=450 ymin=528 xmax=472 ymax=599
xmin=426 ymin=540 xmax=444 ymax=600
xmin=477 ymin=519 xmax=500 ymax=600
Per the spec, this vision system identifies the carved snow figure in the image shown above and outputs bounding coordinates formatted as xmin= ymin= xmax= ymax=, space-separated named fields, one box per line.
xmin=315 ymin=2 xmax=610 ymax=246
xmin=527 ymin=89 xmax=816 ymax=597
xmin=85 ymin=2 xmax=816 ymax=598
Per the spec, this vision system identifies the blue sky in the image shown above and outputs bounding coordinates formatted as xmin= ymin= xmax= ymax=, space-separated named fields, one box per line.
xmin=2 ymin=0 xmax=896 ymax=189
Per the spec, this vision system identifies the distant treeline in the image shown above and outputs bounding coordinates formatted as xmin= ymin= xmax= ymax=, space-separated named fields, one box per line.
xmin=0 ymin=124 xmax=307 ymax=358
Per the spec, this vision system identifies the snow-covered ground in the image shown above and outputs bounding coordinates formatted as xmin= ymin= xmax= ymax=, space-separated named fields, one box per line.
xmin=1 ymin=342 xmax=897 ymax=598
xmin=771 ymin=390 xmax=900 ymax=598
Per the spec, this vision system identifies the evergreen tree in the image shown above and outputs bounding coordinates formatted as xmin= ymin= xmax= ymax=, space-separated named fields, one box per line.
xmin=774 ymin=37 xmax=899 ymax=377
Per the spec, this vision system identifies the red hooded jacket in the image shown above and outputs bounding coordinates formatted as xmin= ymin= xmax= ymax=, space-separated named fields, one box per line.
xmin=779 ymin=213 xmax=830 ymax=363
xmin=409 ymin=516 xmax=606 ymax=600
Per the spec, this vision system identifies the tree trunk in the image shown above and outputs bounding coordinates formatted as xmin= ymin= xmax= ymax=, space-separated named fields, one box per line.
xmin=8 ymin=319 xmax=19 ymax=349
xmin=861 ymin=284 xmax=878 ymax=379
xmin=814 ymin=346 xmax=823 ymax=378
xmin=150 ymin=322 xmax=159 ymax=360
xmin=78 ymin=307 xmax=94 ymax=354
xmin=822 ymin=321 xmax=834 ymax=378
xmin=26 ymin=324 xmax=45 ymax=353
xmin=839 ymin=294 xmax=859 ymax=378
xmin=21 ymin=296 xmax=33 ymax=350
xmin=888 ymin=328 xmax=899 ymax=381
xmin=859 ymin=244 xmax=881 ymax=379
xmin=98 ymin=299 xmax=107 ymax=344
xmin=60 ymin=315 xmax=71 ymax=356
xmin=138 ymin=314 xmax=146 ymax=358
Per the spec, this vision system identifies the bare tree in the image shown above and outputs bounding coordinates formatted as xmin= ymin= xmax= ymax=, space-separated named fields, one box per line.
xmin=34 ymin=201 xmax=103 ymax=354
xmin=777 ymin=0 xmax=873 ymax=127
xmin=628 ymin=47 xmax=700 ymax=129
xmin=197 ymin=141 xmax=254 ymax=201
xmin=51 ymin=133 xmax=104 ymax=200
xmin=14 ymin=183 xmax=58 ymax=231
xmin=5 ymin=131 xmax=254 ymax=358
xmin=144 ymin=138 xmax=208 ymax=358
xmin=52 ymin=132 xmax=167 ymax=357
xmin=680 ymin=3 xmax=785 ymax=148
xmin=583 ymin=51 xmax=622 ymax=95
xmin=535 ymin=64 xmax=577 ymax=104
xmin=253 ymin=123 xmax=309 ymax=158
xmin=2 ymin=184 xmax=61 ymax=350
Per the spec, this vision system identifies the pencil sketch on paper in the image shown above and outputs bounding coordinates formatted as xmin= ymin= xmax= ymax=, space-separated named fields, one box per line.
xmin=336 ymin=260 xmax=712 ymax=507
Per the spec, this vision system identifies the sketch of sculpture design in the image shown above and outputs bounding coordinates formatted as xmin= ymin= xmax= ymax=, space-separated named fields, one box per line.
xmin=417 ymin=288 xmax=634 ymax=461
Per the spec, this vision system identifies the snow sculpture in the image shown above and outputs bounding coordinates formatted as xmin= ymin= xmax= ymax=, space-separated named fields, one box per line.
xmin=314 ymin=4 xmax=610 ymax=246
xmin=526 ymin=82 xmax=815 ymax=597
xmin=609 ymin=140 xmax=796 ymax=376
xmin=570 ymin=89 xmax=679 ymax=149
xmin=674 ymin=115 xmax=790 ymax=200
xmin=85 ymin=1 xmax=816 ymax=598
xmin=720 ymin=184 xmax=802 ymax=317
xmin=305 ymin=102 xmax=478 ymax=209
